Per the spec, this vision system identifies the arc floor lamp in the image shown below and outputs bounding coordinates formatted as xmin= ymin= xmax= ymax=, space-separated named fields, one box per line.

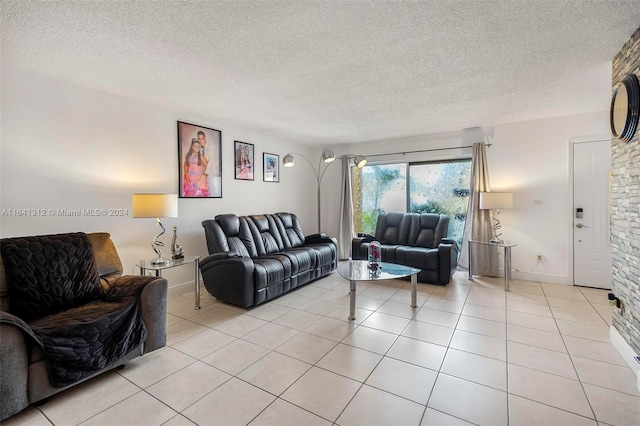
xmin=283 ymin=149 xmax=367 ymax=232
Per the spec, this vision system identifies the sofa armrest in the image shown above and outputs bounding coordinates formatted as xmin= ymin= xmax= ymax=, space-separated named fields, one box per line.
xmin=105 ymin=276 xmax=168 ymax=353
xmin=139 ymin=277 xmax=167 ymax=353
xmin=304 ymin=234 xmax=338 ymax=255
xmin=204 ymin=251 xmax=240 ymax=261
xmin=304 ymin=233 xmax=331 ymax=244
xmin=200 ymin=253 xmax=256 ymax=308
xmin=351 ymin=234 xmax=375 ymax=260
xmin=441 ymin=238 xmax=458 ymax=246
xmin=305 ymin=232 xmax=326 ymax=239
xmin=0 ymin=312 xmax=31 ymax=420
xmin=437 ymin=240 xmax=459 ymax=284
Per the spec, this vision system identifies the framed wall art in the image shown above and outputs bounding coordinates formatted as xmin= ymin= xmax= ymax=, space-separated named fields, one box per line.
xmin=263 ymin=152 xmax=279 ymax=182
xmin=177 ymin=121 xmax=222 ymax=198
xmin=234 ymin=141 xmax=254 ymax=181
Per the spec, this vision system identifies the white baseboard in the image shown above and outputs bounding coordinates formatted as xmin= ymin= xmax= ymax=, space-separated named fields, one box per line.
xmin=457 ymin=267 xmax=570 ymax=285
xmin=511 ymin=270 xmax=570 ymax=285
xmin=610 ymin=326 xmax=640 ymax=392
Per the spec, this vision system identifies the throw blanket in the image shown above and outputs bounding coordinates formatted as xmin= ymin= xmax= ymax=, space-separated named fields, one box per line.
xmin=0 ymin=233 xmax=148 ymax=387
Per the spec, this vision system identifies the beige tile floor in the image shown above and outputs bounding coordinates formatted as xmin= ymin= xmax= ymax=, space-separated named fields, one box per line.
xmin=5 ymin=271 xmax=640 ymax=426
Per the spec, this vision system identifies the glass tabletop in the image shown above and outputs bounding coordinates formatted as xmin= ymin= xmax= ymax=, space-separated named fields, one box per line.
xmin=136 ymin=255 xmax=200 ymax=271
xmin=337 ymin=260 xmax=420 ymax=282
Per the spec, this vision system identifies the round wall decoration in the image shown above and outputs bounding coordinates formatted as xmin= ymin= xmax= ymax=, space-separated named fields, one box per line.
xmin=610 ymin=73 xmax=640 ymax=143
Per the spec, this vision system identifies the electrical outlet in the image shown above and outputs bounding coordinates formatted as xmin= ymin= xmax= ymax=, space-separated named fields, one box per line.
xmin=537 ymin=253 xmax=542 ymax=262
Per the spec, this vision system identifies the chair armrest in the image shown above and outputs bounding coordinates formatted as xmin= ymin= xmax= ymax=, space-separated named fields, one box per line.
xmin=441 ymin=238 xmax=458 ymax=248
xmin=437 ymin=240 xmax=459 ymax=284
xmin=105 ymin=275 xmax=165 ymax=297
xmin=305 ymin=233 xmax=326 ymax=240
xmin=304 ymin=234 xmax=336 ymax=246
xmin=202 ymin=251 xmax=240 ymax=263
xmin=0 ymin=312 xmax=32 ymax=419
xmin=200 ymin=254 xmax=256 ymax=308
xmin=351 ymin=234 xmax=375 ymax=260
xmin=304 ymin=235 xmax=338 ymax=255
xmin=105 ymin=276 xmax=168 ymax=353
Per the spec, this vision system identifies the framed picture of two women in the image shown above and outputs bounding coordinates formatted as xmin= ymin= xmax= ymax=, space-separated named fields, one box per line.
xmin=178 ymin=121 xmax=222 ymax=198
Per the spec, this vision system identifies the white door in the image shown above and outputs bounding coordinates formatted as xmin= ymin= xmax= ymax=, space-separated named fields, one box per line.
xmin=573 ymin=140 xmax=612 ymax=289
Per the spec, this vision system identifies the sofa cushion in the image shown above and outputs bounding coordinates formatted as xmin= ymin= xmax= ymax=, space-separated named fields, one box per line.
xmin=249 ymin=215 xmax=285 ymax=255
xmin=396 ymin=246 xmax=439 ymax=271
xmin=253 ymin=258 xmax=287 ymax=290
xmin=407 ymin=214 xmax=449 ymax=248
xmin=214 ymin=214 xmax=257 ymax=257
xmin=375 ymin=211 xmax=408 ymax=244
xmin=279 ymin=248 xmax=315 ymax=275
xmin=0 ymin=233 xmax=103 ymax=321
xmin=275 ymin=213 xmax=305 ymax=248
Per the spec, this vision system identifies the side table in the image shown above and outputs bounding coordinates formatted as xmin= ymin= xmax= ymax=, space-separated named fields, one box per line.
xmin=137 ymin=256 xmax=201 ymax=309
xmin=468 ymin=240 xmax=516 ymax=291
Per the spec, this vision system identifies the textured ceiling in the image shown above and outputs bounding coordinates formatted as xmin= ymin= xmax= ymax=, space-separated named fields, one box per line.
xmin=2 ymin=1 xmax=639 ymax=145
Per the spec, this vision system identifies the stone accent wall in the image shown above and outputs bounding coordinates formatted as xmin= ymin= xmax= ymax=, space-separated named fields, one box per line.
xmin=611 ymin=27 xmax=640 ymax=355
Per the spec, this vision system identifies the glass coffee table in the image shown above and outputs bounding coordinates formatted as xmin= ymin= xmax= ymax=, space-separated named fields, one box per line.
xmin=337 ymin=260 xmax=421 ymax=320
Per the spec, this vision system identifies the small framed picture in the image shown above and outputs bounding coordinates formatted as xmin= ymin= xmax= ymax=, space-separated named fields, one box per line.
xmin=263 ymin=153 xmax=279 ymax=182
xmin=234 ymin=141 xmax=254 ymax=181
xmin=178 ymin=121 xmax=222 ymax=198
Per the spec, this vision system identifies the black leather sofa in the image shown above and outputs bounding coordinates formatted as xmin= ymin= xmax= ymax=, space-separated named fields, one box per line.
xmin=201 ymin=212 xmax=338 ymax=308
xmin=352 ymin=212 xmax=459 ymax=285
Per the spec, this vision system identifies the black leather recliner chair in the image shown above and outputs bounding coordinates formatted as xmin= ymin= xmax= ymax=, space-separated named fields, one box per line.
xmin=200 ymin=212 xmax=338 ymax=308
xmin=351 ymin=212 xmax=458 ymax=285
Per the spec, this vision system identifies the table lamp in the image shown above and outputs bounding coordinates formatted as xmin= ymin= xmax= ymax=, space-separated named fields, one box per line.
xmin=479 ymin=192 xmax=513 ymax=244
xmin=132 ymin=193 xmax=178 ymax=265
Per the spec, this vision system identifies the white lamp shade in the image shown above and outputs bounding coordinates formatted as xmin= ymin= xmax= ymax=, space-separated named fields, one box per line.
xmin=479 ymin=192 xmax=513 ymax=210
xmin=132 ymin=194 xmax=178 ymax=218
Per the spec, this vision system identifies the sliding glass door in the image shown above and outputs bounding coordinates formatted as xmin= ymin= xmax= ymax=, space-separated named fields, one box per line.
xmin=353 ymin=159 xmax=471 ymax=247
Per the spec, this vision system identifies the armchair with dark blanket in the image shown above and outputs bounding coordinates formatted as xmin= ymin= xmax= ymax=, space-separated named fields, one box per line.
xmin=0 ymin=232 xmax=168 ymax=421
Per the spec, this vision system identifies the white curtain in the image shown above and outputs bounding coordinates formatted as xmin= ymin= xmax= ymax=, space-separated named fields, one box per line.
xmin=459 ymin=142 xmax=499 ymax=276
xmin=338 ymin=157 xmax=354 ymax=259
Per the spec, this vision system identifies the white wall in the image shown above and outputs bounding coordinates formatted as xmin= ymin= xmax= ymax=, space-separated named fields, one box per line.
xmin=320 ymin=112 xmax=610 ymax=284
xmin=0 ymin=67 xmax=316 ymax=290
xmin=1 ymin=66 xmax=612 ymax=288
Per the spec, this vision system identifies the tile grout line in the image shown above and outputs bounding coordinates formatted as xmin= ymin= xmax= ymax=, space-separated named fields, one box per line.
xmin=539 ymin=283 xmax=599 ymax=422
xmin=418 ymin=280 xmax=471 ymax=425
xmin=505 ymin=281 xmax=512 ymax=426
